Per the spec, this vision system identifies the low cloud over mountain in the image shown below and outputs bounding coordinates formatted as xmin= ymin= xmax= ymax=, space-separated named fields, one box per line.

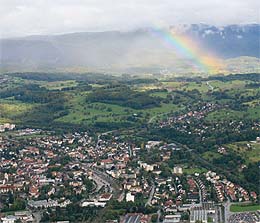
xmin=1 ymin=24 xmax=259 ymax=74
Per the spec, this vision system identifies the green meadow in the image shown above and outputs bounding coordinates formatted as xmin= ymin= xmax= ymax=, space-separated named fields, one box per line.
xmin=225 ymin=141 xmax=260 ymax=163
xmin=230 ymin=204 xmax=260 ymax=212
xmin=57 ymin=91 xmax=180 ymax=125
xmin=0 ymin=99 xmax=35 ymax=124
xmin=41 ymin=80 xmax=78 ymax=90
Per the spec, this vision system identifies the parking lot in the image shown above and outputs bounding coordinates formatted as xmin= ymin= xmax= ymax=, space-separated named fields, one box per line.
xmin=228 ymin=212 xmax=260 ymax=223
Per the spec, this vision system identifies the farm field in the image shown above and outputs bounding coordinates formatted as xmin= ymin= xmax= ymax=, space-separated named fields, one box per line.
xmin=0 ymin=72 xmax=259 ymax=131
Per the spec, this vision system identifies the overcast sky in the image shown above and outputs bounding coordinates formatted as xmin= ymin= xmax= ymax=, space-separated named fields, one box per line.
xmin=0 ymin=0 xmax=259 ymax=38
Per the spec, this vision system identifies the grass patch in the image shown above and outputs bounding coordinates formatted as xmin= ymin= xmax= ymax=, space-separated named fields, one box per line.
xmin=150 ymin=91 xmax=168 ymax=98
xmin=161 ymin=81 xmax=184 ymax=89
xmin=57 ymin=92 xmax=181 ymax=125
xmin=247 ymin=106 xmax=260 ymax=119
xmin=181 ymin=82 xmax=210 ymax=93
xmin=137 ymin=84 xmax=161 ymax=91
xmin=41 ymin=80 xmax=78 ymax=90
xmin=205 ymin=108 xmax=244 ymax=122
xmin=145 ymin=103 xmax=180 ymax=115
xmin=0 ymin=117 xmax=12 ymax=124
xmin=0 ymin=99 xmax=34 ymax=122
xmin=207 ymin=217 xmax=213 ymax=222
xmin=225 ymin=141 xmax=260 ymax=163
xmin=57 ymin=92 xmax=136 ymax=124
xmin=210 ymin=80 xmax=249 ymax=91
xmin=243 ymin=99 xmax=260 ymax=107
xmin=89 ymin=84 xmax=105 ymax=88
xmin=202 ymin=151 xmax=222 ymax=161
xmin=183 ymin=167 xmax=207 ymax=175
xmin=230 ymin=204 xmax=260 ymax=212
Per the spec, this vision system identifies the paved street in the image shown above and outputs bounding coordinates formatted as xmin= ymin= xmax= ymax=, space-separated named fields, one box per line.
xmin=145 ymin=183 xmax=155 ymax=207
xmin=224 ymin=199 xmax=231 ymax=223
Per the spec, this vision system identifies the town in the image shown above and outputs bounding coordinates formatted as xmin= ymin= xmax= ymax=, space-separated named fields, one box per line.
xmin=0 ymin=123 xmax=259 ymax=223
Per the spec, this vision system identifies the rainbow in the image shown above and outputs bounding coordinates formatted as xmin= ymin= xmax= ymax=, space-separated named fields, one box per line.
xmin=151 ymin=27 xmax=223 ymax=73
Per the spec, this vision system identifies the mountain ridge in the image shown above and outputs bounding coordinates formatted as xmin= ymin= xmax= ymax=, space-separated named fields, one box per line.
xmin=1 ymin=24 xmax=259 ymax=74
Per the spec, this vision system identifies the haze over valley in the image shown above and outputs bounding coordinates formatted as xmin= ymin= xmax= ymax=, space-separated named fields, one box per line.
xmin=1 ymin=24 xmax=259 ymax=74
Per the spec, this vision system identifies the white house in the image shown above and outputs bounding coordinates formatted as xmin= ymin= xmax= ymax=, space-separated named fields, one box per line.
xmin=1 ymin=215 xmax=18 ymax=223
xmin=126 ymin=192 xmax=135 ymax=202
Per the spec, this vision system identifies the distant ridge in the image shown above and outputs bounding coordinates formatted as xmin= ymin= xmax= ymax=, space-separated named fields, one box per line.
xmin=1 ymin=24 xmax=259 ymax=74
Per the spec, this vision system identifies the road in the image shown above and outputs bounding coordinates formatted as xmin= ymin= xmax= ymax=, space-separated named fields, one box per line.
xmin=91 ymin=172 xmax=111 ymax=194
xmin=88 ymin=168 xmax=122 ymax=223
xmin=128 ymin=146 xmax=133 ymax=157
xmin=172 ymin=180 xmax=178 ymax=195
xmin=194 ymin=179 xmax=203 ymax=205
xmin=157 ymin=209 xmax=161 ymax=223
xmin=148 ymin=112 xmax=170 ymax=124
xmin=118 ymin=191 xmax=125 ymax=202
xmin=217 ymin=204 xmax=225 ymax=223
xmin=145 ymin=183 xmax=155 ymax=207
xmin=32 ymin=211 xmax=42 ymax=223
xmin=206 ymin=81 xmax=214 ymax=91
xmin=91 ymin=168 xmax=121 ymax=199
xmin=224 ymin=198 xmax=231 ymax=223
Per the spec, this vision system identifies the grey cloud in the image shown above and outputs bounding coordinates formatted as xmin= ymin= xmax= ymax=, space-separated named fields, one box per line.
xmin=0 ymin=0 xmax=259 ymax=37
